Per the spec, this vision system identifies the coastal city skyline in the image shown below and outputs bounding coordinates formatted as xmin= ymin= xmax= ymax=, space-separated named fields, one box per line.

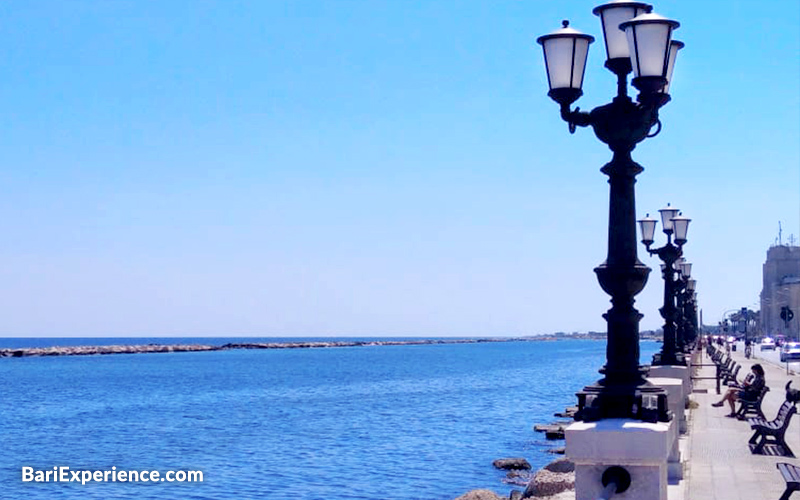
xmin=0 ymin=1 xmax=797 ymax=337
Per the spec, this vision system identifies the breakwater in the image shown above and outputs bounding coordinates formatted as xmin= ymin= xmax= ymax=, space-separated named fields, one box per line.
xmin=0 ymin=337 xmax=546 ymax=358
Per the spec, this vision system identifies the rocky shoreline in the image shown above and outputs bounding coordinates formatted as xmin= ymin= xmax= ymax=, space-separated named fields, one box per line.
xmin=455 ymin=456 xmax=576 ymax=500
xmin=0 ymin=337 xmax=547 ymax=358
xmin=453 ymin=405 xmax=581 ymax=500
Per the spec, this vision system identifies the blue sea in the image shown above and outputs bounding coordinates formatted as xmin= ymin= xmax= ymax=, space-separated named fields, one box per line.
xmin=0 ymin=337 xmax=660 ymax=500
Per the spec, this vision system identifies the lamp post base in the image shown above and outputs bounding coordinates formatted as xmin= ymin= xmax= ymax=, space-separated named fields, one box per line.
xmin=575 ymin=373 xmax=672 ymax=423
xmin=652 ymin=351 xmax=686 ymax=366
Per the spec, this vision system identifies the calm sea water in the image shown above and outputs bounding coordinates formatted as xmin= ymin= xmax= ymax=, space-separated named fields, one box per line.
xmin=0 ymin=338 xmax=660 ymax=500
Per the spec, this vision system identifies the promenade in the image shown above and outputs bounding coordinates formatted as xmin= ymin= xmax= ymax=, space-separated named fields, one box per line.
xmin=680 ymin=343 xmax=800 ymax=500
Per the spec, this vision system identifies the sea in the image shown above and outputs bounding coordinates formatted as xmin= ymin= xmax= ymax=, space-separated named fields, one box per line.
xmin=0 ymin=337 xmax=660 ymax=500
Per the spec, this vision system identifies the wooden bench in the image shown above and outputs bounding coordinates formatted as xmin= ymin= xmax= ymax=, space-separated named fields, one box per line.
xmin=736 ymin=385 xmax=770 ymax=420
xmin=748 ymin=400 xmax=797 ymax=457
xmin=776 ymin=462 xmax=800 ymax=500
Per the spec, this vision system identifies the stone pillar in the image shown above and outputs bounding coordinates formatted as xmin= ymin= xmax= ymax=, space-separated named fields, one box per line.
xmin=648 ymin=365 xmax=691 ymax=407
xmin=647 ymin=376 xmax=685 ymax=481
xmin=647 ymin=376 xmax=687 ymax=434
xmin=566 ymin=419 xmax=671 ymax=500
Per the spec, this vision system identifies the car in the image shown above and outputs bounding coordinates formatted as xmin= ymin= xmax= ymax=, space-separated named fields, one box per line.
xmin=781 ymin=342 xmax=800 ymax=362
xmin=760 ymin=337 xmax=776 ymax=351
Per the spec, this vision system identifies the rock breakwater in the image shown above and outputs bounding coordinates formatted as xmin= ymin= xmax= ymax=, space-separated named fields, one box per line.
xmin=0 ymin=337 xmax=531 ymax=358
xmin=0 ymin=344 xmax=221 ymax=357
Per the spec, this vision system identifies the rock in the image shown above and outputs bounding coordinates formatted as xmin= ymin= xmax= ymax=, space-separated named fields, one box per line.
xmin=506 ymin=470 xmax=529 ymax=479
xmin=543 ymin=458 xmax=574 ymax=473
xmin=493 ymin=458 xmax=532 ymax=470
xmin=553 ymin=406 xmax=578 ymax=418
xmin=522 ymin=469 xmax=575 ymax=498
xmin=534 ymin=423 xmax=567 ymax=437
xmin=454 ymin=489 xmax=505 ymax=500
xmin=503 ymin=470 xmax=534 ymax=486
xmin=546 ymin=447 xmax=566 ymax=455
xmin=509 ymin=490 xmax=524 ymax=500
xmin=544 ymin=429 xmax=565 ymax=440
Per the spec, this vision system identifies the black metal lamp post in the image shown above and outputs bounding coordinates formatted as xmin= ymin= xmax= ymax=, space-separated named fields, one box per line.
xmin=674 ymin=259 xmax=693 ymax=352
xmin=537 ymin=2 xmax=682 ymax=423
xmin=685 ymin=279 xmax=697 ymax=344
xmin=638 ymin=205 xmax=690 ymax=366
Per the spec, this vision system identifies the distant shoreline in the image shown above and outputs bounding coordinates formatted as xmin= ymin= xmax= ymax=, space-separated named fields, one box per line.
xmin=0 ymin=336 xmax=565 ymax=358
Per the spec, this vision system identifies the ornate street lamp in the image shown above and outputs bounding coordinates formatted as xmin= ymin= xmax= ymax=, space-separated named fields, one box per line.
xmin=689 ymin=288 xmax=699 ymax=342
xmin=674 ymin=260 xmax=693 ymax=351
xmin=682 ymin=285 xmax=699 ymax=345
xmin=686 ymin=280 xmax=698 ymax=344
xmin=638 ymin=206 xmax=691 ymax=366
xmin=537 ymin=4 xmax=681 ymax=423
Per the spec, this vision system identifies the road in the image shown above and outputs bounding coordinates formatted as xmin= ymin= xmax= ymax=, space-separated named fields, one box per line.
xmin=732 ymin=340 xmax=800 ymax=374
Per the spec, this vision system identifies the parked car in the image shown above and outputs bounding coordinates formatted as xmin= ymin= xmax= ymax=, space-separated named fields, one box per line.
xmin=781 ymin=342 xmax=800 ymax=362
xmin=760 ymin=337 xmax=777 ymax=351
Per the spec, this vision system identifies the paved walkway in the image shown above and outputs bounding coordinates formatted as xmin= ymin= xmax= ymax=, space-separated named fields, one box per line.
xmin=680 ymin=343 xmax=800 ymax=500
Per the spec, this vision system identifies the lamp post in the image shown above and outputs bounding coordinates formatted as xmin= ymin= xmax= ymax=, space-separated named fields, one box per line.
xmin=537 ymin=1 xmax=682 ymax=423
xmin=638 ymin=205 xmax=690 ymax=366
xmin=675 ymin=259 xmax=693 ymax=351
xmin=685 ymin=279 xmax=698 ymax=344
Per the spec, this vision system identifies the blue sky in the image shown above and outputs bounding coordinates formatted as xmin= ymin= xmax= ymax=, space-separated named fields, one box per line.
xmin=0 ymin=1 xmax=796 ymax=337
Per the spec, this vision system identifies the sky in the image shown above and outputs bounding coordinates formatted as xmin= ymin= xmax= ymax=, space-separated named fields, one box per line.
xmin=0 ymin=1 xmax=797 ymax=337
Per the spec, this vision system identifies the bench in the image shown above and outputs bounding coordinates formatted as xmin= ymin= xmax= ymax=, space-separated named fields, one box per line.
xmin=722 ymin=364 xmax=741 ymax=386
xmin=776 ymin=462 xmax=800 ymax=500
xmin=736 ymin=385 xmax=770 ymax=420
xmin=714 ymin=358 xmax=737 ymax=394
xmin=748 ymin=399 xmax=797 ymax=457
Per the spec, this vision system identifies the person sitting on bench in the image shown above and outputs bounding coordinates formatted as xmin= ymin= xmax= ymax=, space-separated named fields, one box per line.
xmin=712 ymin=363 xmax=766 ymax=417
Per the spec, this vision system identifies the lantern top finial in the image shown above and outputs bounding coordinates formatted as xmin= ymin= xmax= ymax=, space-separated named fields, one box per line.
xmin=537 ymin=20 xmax=595 ymax=45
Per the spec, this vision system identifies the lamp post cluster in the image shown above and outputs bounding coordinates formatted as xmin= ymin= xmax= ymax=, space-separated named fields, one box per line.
xmin=638 ymin=204 xmax=692 ymax=366
xmin=675 ymin=259 xmax=699 ymax=348
xmin=536 ymin=1 xmax=684 ymax=423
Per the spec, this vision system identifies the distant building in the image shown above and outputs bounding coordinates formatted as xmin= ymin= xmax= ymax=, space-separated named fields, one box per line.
xmin=760 ymin=244 xmax=800 ymax=339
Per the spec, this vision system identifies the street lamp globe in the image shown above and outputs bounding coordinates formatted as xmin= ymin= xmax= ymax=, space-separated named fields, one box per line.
xmin=619 ymin=12 xmax=680 ymax=95
xmin=637 ymin=213 xmax=658 ymax=246
xmin=679 ymin=261 xmax=692 ymax=278
xmin=592 ymin=0 xmax=652 ymax=74
xmin=664 ymin=40 xmax=684 ymax=94
xmin=658 ymin=203 xmax=679 ymax=233
xmin=536 ymin=21 xmax=595 ymax=106
xmin=671 ymin=214 xmax=691 ymax=245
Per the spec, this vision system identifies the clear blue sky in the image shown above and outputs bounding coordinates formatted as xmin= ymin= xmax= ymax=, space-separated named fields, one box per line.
xmin=0 ymin=1 xmax=797 ymax=337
